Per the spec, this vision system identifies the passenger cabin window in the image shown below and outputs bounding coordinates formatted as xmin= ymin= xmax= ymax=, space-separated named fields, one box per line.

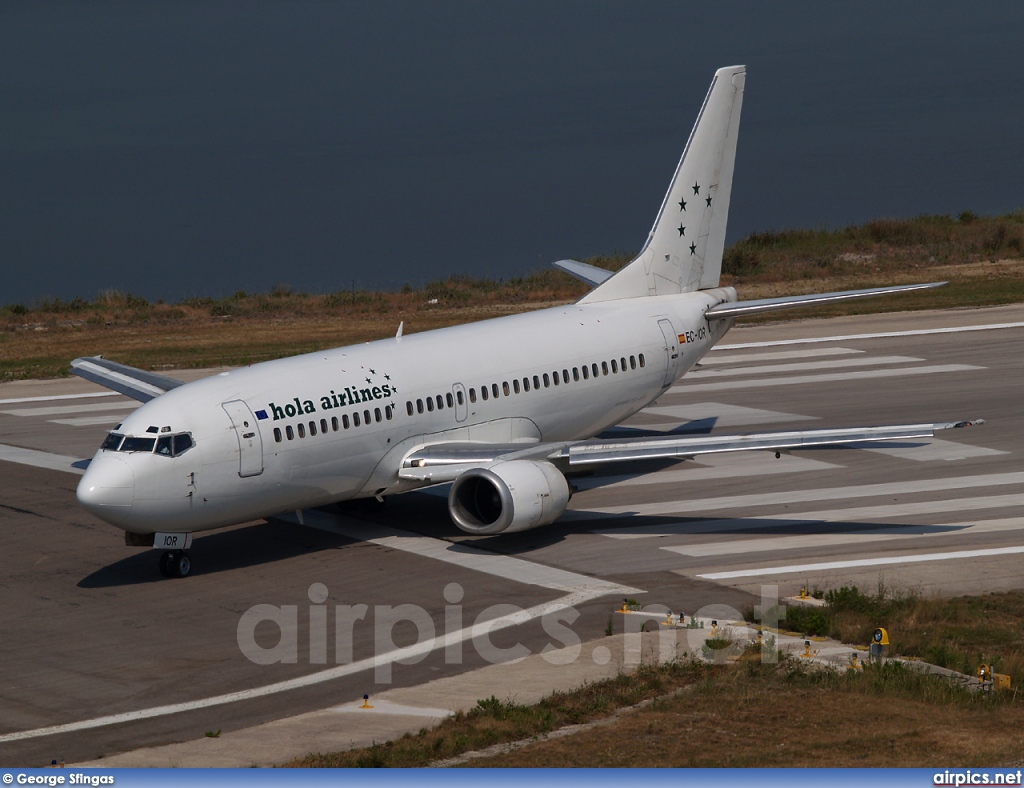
xmin=374 ymin=407 xmax=382 ymax=423
xmin=573 ymin=368 xmax=580 ymax=382
xmin=426 ymin=398 xmax=434 ymax=412
xmin=385 ymin=405 xmax=393 ymax=420
xmin=298 ymin=423 xmax=306 ymax=438
xmin=353 ymin=412 xmax=361 ymax=427
xmin=543 ymin=373 xmax=550 ymax=387
xmin=513 ymin=380 xmax=521 ymax=394
xmin=446 ymin=392 xmax=454 ymax=408
xmin=468 ymin=389 xmax=476 ymax=403
xmin=639 ymin=353 xmax=646 ymax=367
xmin=309 ymin=421 xmax=317 ymax=436
xmin=582 ymin=366 xmax=589 ymax=380
xmin=363 ymin=409 xmax=371 ymax=424
xmin=503 ymin=382 xmax=510 ymax=396
xmin=332 ymin=416 xmax=339 ymax=431
xmin=436 ymin=395 xmax=444 ymax=410
xmin=481 ymin=386 xmax=488 ymax=401
xmin=342 ymin=414 xmax=350 ymax=429
xmin=492 ymin=383 xmax=499 ymax=398
xmin=417 ymin=399 xmax=424 ymax=414
xmin=407 ymin=401 xmax=414 ymax=416
xmin=286 ymin=425 xmax=294 ymax=440
xmin=321 ymin=418 xmax=328 ymax=433
xmin=611 ymin=359 xmax=618 ymax=373
xmin=601 ymin=361 xmax=609 ymax=376
xmin=273 ymin=428 xmax=282 ymax=443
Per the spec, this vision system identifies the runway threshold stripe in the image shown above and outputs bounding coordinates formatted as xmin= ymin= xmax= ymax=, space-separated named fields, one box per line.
xmin=688 ymin=355 xmax=922 ymax=379
xmin=587 ymin=470 xmax=1024 ymax=517
xmin=0 ymin=444 xmax=86 ymax=476
xmin=679 ymin=364 xmax=982 ymax=393
xmin=1 ymin=401 xmax=139 ymax=417
xmin=665 ymin=511 xmax=1024 ymax=557
xmin=0 ymin=391 xmax=119 ymax=405
xmin=697 ymin=546 xmax=1024 ymax=580
xmin=0 ymin=590 xmax=607 ymax=744
xmin=698 ymin=347 xmax=863 ymax=365
xmin=714 ymin=321 xmax=1024 ymax=350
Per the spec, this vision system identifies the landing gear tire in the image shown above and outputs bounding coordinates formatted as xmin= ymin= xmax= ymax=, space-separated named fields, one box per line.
xmin=160 ymin=550 xmax=191 ymax=578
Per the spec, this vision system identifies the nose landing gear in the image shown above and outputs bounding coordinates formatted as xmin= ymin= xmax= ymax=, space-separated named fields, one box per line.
xmin=159 ymin=550 xmax=192 ymax=578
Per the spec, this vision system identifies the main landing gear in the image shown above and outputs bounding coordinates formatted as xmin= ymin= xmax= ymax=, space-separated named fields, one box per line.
xmin=159 ymin=550 xmax=192 ymax=578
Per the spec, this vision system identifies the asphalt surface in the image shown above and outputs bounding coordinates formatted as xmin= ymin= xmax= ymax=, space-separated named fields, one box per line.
xmin=1 ymin=303 xmax=1021 ymax=766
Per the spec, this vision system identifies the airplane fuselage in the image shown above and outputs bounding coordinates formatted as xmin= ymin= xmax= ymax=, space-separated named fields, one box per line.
xmin=77 ymin=288 xmax=736 ymax=534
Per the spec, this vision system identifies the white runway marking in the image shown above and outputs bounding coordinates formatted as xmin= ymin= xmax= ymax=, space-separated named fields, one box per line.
xmin=0 ymin=590 xmax=603 ymax=744
xmin=699 ymin=347 xmax=863 ymax=365
xmin=639 ymin=402 xmax=816 ymax=426
xmin=50 ymin=415 xmax=127 ymax=427
xmin=714 ymin=321 xmax=1024 ymax=350
xmin=666 ymin=515 xmax=1024 ymax=557
xmin=1 ymin=401 xmax=140 ymax=417
xmin=0 ymin=444 xmax=86 ymax=475
xmin=0 ymin=511 xmax=640 ymax=744
xmin=585 ymin=471 xmax=1024 ymax=518
xmin=755 ymin=492 xmax=1024 ymax=524
xmin=689 ymin=355 xmax=922 ymax=378
xmin=666 ymin=530 xmax=934 ymax=557
xmin=0 ymin=391 xmax=119 ymax=405
xmin=573 ymin=454 xmax=840 ymax=491
xmin=858 ymin=437 xmax=1006 ymax=462
xmin=697 ymin=546 xmax=1024 ymax=580
xmin=678 ymin=364 xmax=982 ymax=393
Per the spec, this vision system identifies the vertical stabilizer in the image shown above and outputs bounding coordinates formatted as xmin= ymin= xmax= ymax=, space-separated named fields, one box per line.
xmin=580 ymin=66 xmax=745 ymax=303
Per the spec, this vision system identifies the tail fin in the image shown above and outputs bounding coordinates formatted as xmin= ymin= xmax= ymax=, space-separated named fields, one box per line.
xmin=580 ymin=66 xmax=745 ymax=303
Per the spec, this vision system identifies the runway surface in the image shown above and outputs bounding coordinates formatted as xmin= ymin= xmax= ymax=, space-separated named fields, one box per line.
xmin=1 ymin=304 xmax=1021 ymax=765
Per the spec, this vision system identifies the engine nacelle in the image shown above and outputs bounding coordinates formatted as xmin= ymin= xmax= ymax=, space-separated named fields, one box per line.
xmin=448 ymin=460 xmax=571 ymax=535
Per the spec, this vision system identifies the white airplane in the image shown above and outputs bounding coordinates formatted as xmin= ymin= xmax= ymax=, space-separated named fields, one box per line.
xmin=73 ymin=66 xmax=968 ymax=578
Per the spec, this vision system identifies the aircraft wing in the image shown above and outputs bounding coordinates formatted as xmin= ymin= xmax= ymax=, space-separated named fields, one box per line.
xmin=399 ymin=419 xmax=984 ymax=483
xmin=70 ymin=356 xmax=185 ymax=402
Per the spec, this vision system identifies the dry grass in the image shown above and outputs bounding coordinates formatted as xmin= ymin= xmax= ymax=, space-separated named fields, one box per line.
xmin=469 ymin=661 xmax=1024 ymax=767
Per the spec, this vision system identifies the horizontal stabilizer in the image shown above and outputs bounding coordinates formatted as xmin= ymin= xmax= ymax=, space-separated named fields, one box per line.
xmin=704 ymin=282 xmax=946 ymax=320
xmin=70 ymin=356 xmax=184 ymax=402
xmin=552 ymin=259 xmax=614 ymax=288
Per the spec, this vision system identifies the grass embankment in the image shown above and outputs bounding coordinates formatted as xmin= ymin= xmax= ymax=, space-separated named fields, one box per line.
xmin=3 ymin=211 xmax=1023 ymax=381
xmin=771 ymin=584 xmax=1024 ymax=687
xmin=290 ymin=586 xmax=1024 ymax=768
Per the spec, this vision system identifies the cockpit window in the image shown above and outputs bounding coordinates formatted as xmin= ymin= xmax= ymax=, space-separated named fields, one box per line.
xmin=155 ymin=433 xmax=194 ymax=457
xmin=121 ymin=437 xmax=156 ymax=453
xmin=173 ymin=434 xmax=194 ymax=456
xmin=101 ymin=433 xmax=124 ymax=451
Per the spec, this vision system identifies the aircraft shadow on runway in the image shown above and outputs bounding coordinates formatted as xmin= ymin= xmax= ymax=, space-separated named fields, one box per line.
xmin=77 ymin=520 xmax=357 ymax=588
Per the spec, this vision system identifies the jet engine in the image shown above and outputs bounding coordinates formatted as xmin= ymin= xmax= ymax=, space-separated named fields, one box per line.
xmin=448 ymin=460 xmax=571 ymax=535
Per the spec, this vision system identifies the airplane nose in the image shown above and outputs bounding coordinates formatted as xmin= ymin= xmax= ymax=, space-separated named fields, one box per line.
xmin=77 ymin=455 xmax=135 ymax=516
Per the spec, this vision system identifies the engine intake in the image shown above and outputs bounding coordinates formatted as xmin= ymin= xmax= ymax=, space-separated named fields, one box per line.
xmin=448 ymin=460 xmax=570 ymax=535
